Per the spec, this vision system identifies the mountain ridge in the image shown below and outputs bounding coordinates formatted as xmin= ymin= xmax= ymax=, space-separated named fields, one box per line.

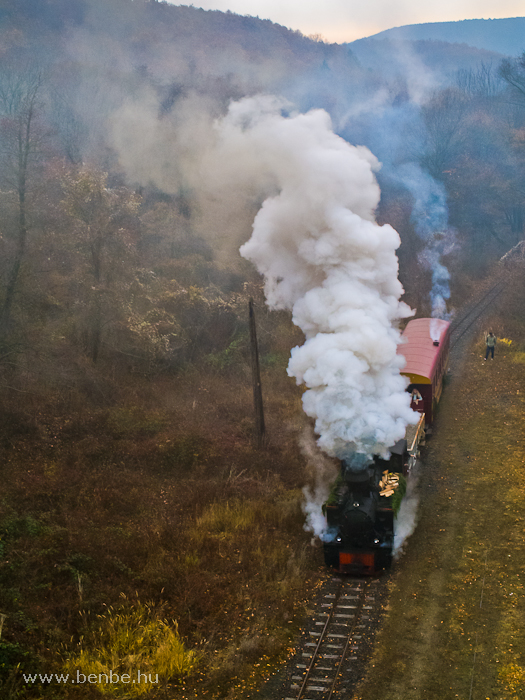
xmin=349 ymin=16 xmax=525 ymax=57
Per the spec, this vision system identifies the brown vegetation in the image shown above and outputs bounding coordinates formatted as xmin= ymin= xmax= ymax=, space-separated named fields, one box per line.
xmin=0 ymin=325 xmax=327 ymax=699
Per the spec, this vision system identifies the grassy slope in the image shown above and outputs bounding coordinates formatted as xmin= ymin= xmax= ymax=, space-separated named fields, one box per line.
xmin=0 ymin=347 xmax=327 ymax=698
xmin=355 ymin=279 xmax=525 ymax=700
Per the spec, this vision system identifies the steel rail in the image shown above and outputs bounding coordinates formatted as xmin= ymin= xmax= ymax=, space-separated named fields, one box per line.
xmin=293 ymin=577 xmax=370 ymax=700
xmin=449 ymin=280 xmax=507 ymax=350
xmin=325 ymin=580 xmax=371 ymax=700
xmin=294 ymin=579 xmax=343 ymax=700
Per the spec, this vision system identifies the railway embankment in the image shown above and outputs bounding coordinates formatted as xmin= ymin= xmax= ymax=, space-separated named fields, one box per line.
xmin=354 ymin=274 xmax=525 ymax=700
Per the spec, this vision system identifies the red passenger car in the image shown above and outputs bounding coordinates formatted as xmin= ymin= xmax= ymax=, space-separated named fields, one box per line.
xmin=398 ymin=318 xmax=451 ymax=426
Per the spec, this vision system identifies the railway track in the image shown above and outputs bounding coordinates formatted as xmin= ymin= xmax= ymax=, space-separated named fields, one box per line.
xmin=449 ymin=279 xmax=507 ymax=351
xmin=283 ymin=576 xmax=382 ymax=700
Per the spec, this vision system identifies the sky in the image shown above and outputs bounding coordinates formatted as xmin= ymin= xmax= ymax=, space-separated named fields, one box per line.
xmin=173 ymin=0 xmax=525 ymax=43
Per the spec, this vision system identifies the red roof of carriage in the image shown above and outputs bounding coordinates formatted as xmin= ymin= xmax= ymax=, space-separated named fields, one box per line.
xmin=398 ymin=318 xmax=450 ymax=383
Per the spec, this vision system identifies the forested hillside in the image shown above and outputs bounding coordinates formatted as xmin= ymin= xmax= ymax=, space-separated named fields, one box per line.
xmin=0 ymin=1 xmax=525 ymax=698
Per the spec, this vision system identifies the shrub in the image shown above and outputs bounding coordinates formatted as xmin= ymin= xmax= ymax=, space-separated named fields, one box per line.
xmin=498 ymin=662 xmax=525 ymax=696
xmin=0 ymin=516 xmax=43 ymax=540
xmin=63 ymin=599 xmax=197 ymax=696
xmin=157 ymin=434 xmax=208 ymax=472
xmin=511 ymin=351 xmax=525 ymax=365
xmin=0 ymin=641 xmax=37 ymax=682
xmin=106 ymin=408 xmax=166 ymax=438
xmin=392 ymin=474 xmax=407 ymax=515
xmin=195 ymin=500 xmax=255 ymax=535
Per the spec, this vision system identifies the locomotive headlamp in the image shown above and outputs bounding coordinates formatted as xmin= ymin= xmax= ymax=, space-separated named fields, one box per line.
xmin=374 ymin=538 xmax=380 ymax=544
xmin=353 ymin=502 xmax=360 ymax=508
xmin=336 ymin=535 xmax=342 ymax=543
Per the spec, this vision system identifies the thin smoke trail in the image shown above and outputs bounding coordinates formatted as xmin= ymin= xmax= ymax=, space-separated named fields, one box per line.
xmin=396 ymin=162 xmax=456 ymax=323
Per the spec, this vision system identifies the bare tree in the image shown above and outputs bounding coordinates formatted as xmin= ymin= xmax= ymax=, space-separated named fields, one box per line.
xmin=0 ymin=65 xmax=44 ymax=340
xmin=49 ymin=87 xmax=87 ymax=165
xmin=61 ymin=166 xmax=141 ymax=363
xmin=419 ymin=88 xmax=469 ymax=179
xmin=456 ymin=62 xmax=503 ymax=100
xmin=499 ymin=53 xmax=525 ymax=103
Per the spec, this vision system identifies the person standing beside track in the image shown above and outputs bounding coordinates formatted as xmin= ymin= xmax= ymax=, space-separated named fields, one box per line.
xmin=484 ymin=330 xmax=496 ymax=360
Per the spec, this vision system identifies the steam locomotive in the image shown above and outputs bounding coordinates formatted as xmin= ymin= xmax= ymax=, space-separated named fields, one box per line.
xmin=323 ymin=318 xmax=451 ymax=575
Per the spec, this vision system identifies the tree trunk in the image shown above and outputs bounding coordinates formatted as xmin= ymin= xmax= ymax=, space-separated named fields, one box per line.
xmin=249 ymin=299 xmax=265 ymax=449
xmin=0 ymin=70 xmax=40 ymax=342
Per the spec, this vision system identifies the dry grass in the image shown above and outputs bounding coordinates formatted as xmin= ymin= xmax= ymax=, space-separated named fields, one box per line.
xmin=63 ymin=599 xmax=198 ymax=696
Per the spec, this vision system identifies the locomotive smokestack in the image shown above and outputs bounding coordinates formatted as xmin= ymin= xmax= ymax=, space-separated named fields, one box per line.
xmin=342 ymin=453 xmax=373 ymax=482
xmin=430 ymin=317 xmax=447 ymax=345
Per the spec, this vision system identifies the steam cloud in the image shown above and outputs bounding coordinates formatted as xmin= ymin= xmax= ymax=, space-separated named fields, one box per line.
xmin=392 ymin=473 xmax=419 ymax=559
xmin=299 ymin=428 xmax=339 ymax=544
xmin=205 ymin=96 xmax=418 ymax=462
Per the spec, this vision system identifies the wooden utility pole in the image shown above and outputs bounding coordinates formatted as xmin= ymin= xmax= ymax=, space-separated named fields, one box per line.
xmin=248 ymin=299 xmax=266 ymax=448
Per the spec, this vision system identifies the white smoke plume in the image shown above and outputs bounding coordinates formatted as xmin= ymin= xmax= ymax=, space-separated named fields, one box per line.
xmin=298 ymin=428 xmax=339 ymax=541
xmin=111 ymin=93 xmax=418 ymax=463
xmin=206 ymin=96 xmax=418 ymax=462
xmin=393 ymin=463 xmax=420 ymax=558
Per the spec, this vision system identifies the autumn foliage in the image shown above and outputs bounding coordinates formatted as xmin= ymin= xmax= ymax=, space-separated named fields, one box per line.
xmin=0 ymin=2 xmax=525 ymax=699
